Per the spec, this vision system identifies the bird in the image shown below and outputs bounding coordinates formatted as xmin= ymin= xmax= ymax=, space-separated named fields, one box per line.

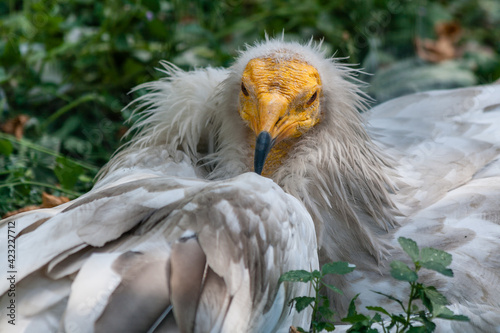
xmin=1 ymin=37 xmax=500 ymax=332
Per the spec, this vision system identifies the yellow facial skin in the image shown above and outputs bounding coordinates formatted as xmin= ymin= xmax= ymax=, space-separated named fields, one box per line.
xmin=239 ymin=57 xmax=322 ymax=176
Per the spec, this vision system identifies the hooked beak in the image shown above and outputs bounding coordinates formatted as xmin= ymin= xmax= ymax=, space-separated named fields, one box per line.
xmin=254 ymin=131 xmax=275 ymax=175
xmin=249 ymin=94 xmax=287 ymax=175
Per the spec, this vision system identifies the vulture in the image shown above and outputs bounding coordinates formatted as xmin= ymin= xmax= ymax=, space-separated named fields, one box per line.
xmin=1 ymin=38 xmax=500 ymax=333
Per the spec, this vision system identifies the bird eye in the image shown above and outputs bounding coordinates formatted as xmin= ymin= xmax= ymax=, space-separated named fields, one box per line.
xmin=241 ymin=83 xmax=249 ymax=96
xmin=306 ymin=91 xmax=318 ymax=106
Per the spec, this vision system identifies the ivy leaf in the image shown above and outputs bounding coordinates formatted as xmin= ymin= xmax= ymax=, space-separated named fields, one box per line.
xmin=321 ymin=261 xmax=356 ymax=275
xmin=398 ymin=237 xmax=420 ymax=262
xmin=390 ymin=260 xmax=418 ymax=282
xmin=293 ymin=296 xmax=315 ymax=312
xmin=279 ymin=270 xmax=313 ymax=284
xmin=420 ymin=248 xmax=453 ymax=277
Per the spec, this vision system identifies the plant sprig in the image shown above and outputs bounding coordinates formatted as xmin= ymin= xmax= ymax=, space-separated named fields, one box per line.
xmin=281 ymin=237 xmax=469 ymax=333
xmin=280 ymin=262 xmax=356 ymax=332
xmin=346 ymin=237 xmax=469 ymax=332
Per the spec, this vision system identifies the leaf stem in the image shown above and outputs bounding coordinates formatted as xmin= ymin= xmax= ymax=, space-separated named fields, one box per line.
xmin=0 ymin=132 xmax=99 ymax=172
xmin=41 ymin=93 xmax=104 ymax=130
xmin=311 ymin=276 xmax=321 ymax=333
xmin=0 ymin=181 xmax=81 ymax=197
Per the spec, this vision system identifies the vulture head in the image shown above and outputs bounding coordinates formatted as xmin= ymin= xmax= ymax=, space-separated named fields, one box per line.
xmin=238 ymin=56 xmax=322 ymax=175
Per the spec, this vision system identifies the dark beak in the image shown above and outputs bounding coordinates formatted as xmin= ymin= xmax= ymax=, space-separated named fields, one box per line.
xmin=254 ymin=131 xmax=275 ymax=175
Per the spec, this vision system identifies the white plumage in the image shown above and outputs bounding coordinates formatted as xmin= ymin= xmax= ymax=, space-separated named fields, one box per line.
xmin=1 ymin=38 xmax=500 ymax=332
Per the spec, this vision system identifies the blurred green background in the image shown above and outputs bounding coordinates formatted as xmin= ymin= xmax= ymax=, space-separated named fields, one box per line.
xmin=1 ymin=0 xmax=499 ymax=213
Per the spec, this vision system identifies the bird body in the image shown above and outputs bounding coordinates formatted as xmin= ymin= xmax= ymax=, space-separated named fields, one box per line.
xmin=1 ymin=38 xmax=500 ymax=332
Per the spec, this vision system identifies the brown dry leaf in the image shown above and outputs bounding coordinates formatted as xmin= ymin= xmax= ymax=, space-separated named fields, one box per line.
xmin=3 ymin=205 xmax=40 ymax=218
xmin=40 ymin=192 xmax=70 ymax=208
xmin=2 ymin=192 xmax=70 ymax=218
xmin=289 ymin=326 xmax=300 ymax=333
xmin=0 ymin=115 xmax=30 ymax=139
xmin=416 ymin=22 xmax=462 ymax=63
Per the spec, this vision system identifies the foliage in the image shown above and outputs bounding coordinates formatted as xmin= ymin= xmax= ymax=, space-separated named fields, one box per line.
xmin=280 ymin=262 xmax=356 ymax=332
xmin=1 ymin=0 xmax=499 ymax=213
xmin=282 ymin=237 xmax=469 ymax=332
xmin=0 ymin=132 xmax=97 ymax=213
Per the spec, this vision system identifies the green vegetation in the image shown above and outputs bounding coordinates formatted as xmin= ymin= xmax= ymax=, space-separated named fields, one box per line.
xmin=1 ymin=0 xmax=499 ymax=213
xmin=281 ymin=237 xmax=469 ymax=332
xmin=280 ymin=262 xmax=356 ymax=332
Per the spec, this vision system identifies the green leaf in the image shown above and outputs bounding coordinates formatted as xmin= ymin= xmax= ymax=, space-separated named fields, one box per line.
xmin=366 ymin=306 xmax=391 ymax=317
xmin=418 ymin=310 xmax=437 ymax=331
xmin=318 ymin=302 xmax=335 ymax=321
xmin=398 ymin=237 xmax=420 ymax=262
xmin=54 ymin=156 xmax=84 ymax=190
xmin=437 ymin=313 xmax=470 ymax=321
xmin=312 ymin=269 xmax=322 ymax=279
xmin=293 ymin=296 xmax=315 ymax=312
xmin=391 ymin=314 xmax=408 ymax=324
xmin=279 ymin=270 xmax=313 ymax=284
xmin=314 ymin=321 xmax=327 ymax=331
xmin=419 ymin=287 xmax=434 ymax=313
xmin=322 ymin=282 xmax=343 ymax=295
xmin=390 ymin=260 xmax=418 ymax=282
xmin=407 ymin=327 xmax=427 ymax=333
xmin=322 ymin=322 xmax=336 ymax=332
xmin=0 ymin=139 xmax=13 ymax=156
xmin=321 ymin=261 xmax=356 ymax=275
xmin=434 ymin=305 xmax=470 ymax=321
xmin=420 ymin=248 xmax=453 ymax=277
xmin=342 ymin=313 xmax=371 ymax=324
xmin=372 ymin=312 xmax=382 ymax=322
xmin=346 ymin=294 xmax=360 ymax=317
xmin=371 ymin=290 xmax=405 ymax=309
xmin=423 ymin=286 xmax=448 ymax=306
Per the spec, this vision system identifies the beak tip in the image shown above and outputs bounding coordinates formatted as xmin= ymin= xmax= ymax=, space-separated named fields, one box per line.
xmin=254 ymin=131 xmax=273 ymax=175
